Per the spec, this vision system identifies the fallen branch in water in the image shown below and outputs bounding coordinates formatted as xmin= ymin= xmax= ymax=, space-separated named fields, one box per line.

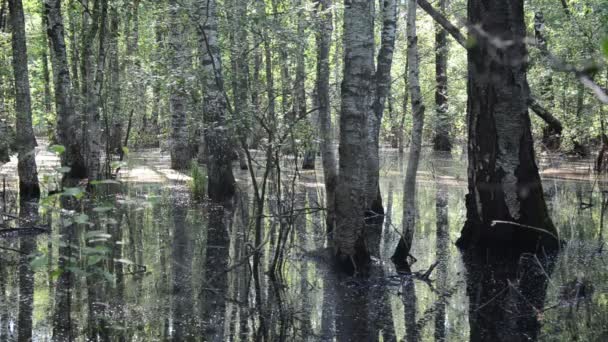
xmin=491 ymin=220 xmax=560 ymax=242
xmin=0 ymin=226 xmax=50 ymax=237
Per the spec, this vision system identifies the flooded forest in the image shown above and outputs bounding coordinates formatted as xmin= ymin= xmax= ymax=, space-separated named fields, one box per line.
xmin=1 ymin=0 xmax=608 ymax=340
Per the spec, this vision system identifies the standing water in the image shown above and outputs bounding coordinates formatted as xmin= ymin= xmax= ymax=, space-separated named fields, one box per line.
xmin=0 ymin=144 xmax=606 ymax=341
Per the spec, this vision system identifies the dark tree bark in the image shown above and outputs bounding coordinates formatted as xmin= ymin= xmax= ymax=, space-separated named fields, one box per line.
xmin=416 ymin=0 xmax=563 ymax=137
xmin=334 ymin=0 xmax=375 ymax=275
xmin=432 ymin=0 xmax=451 ymax=152
xmin=10 ymin=0 xmax=40 ymax=200
xmin=46 ymin=0 xmax=87 ymax=180
xmin=457 ymin=0 xmax=558 ymax=251
xmin=199 ymin=0 xmax=236 ymax=201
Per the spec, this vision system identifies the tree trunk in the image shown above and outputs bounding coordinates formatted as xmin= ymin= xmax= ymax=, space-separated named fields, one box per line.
xmin=168 ymin=0 xmax=190 ymax=169
xmin=432 ymin=0 xmax=451 ymax=152
xmin=46 ymin=0 xmax=87 ymax=181
xmin=314 ymin=0 xmax=337 ymax=235
xmin=80 ymin=0 xmax=105 ymax=182
xmin=199 ymin=0 xmax=236 ymax=201
xmin=227 ymin=0 xmax=249 ymax=170
xmin=365 ymin=0 xmax=397 ymax=224
xmin=393 ymin=0 xmax=425 ymax=267
xmin=297 ymin=0 xmax=314 ymax=170
xmin=416 ymin=0 xmax=564 ymax=139
xmin=150 ymin=17 xmax=164 ymax=148
xmin=10 ymin=0 xmax=40 ymax=200
xmin=334 ymin=0 xmax=374 ymax=275
xmin=457 ymin=0 xmax=558 ymax=251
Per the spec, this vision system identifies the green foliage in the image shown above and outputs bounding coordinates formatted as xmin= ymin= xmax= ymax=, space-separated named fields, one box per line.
xmin=189 ymin=161 xmax=207 ymax=201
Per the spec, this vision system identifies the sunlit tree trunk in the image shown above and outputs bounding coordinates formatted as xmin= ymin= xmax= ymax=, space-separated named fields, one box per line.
xmin=366 ymin=0 xmax=397 ymax=224
xmin=334 ymin=0 xmax=374 ymax=275
xmin=199 ymin=0 xmax=236 ymax=201
xmin=168 ymin=0 xmax=190 ymax=169
xmin=393 ymin=0 xmax=425 ymax=266
xmin=10 ymin=0 xmax=40 ymax=200
xmin=432 ymin=0 xmax=451 ymax=152
xmin=457 ymin=0 xmax=557 ymax=250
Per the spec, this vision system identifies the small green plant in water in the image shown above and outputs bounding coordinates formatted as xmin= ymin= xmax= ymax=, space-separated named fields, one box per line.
xmin=189 ymin=161 xmax=207 ymax=201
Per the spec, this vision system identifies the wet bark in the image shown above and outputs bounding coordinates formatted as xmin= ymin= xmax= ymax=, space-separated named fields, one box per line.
xmin=168 ymin=0 xmax=191 ymax=169
xmin=334 ymin=0 xmax=375 ymax=275
xmin=314 ymin=0 xmax=337 ymax=235
xmin=366 ymin=0 xmax=397 ymax=225
xmin=10 ymin=0 xmax=40 ymax=200
xmin=432 ymin=0 xmax=451 ymax=153
xmin=457 ymin=0 xmax=558 ymax=251
xmin=393 ymin=0 xmax=425 ymax=267
xmin=199 ymin=0 xmax=236 ymax=202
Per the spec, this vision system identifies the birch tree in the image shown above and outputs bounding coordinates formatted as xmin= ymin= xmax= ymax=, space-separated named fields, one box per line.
xmin=10 ymin=0 xmax=40 ymax=199
xmin=314 ymin=0 xmax=337 ymax=234
xmin=334 ymin=0 xmax=375 ymax=274
xmin=431 ymin=0 xmax=451 ymax=152
xmin=365 ymin=0 xmax=397 ymax=224
xmin=393 ymin=0 xmax=424 ymax=265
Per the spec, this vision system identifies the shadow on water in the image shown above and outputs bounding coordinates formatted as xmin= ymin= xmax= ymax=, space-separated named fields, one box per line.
xmin=2 ymin=148 xmax=608 ymax=341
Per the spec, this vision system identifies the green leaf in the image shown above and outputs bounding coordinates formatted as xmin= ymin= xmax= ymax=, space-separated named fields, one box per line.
xmin=122 ymin=147 xmax=129 ymax=156
xmin=30 ymin=254 xmax=48 ymax=270
xmin=90 ymin=179 xmax=121 ymax=185
xmin=87 ymin=255 xmax=104 ymax=267
xmin=62 ymin=187 xmax=84 ymax=198
xmin=602 ymin=38 xmax=608 ymax=58
xmin=85 ymin=230 xmax=111 ymax=239
xmin=48 ymin=145 xmax=66 ymax=155
xmin=56 ymin=166 xmax=71 ymax=174
xmin=74 ymin=213 xmax=89 ymax=224
xmin=50 ymin=268 xmax=64 ymax=280
xmin=92 ymin=206 xmax=113 ymax=213
xmin=114 ymin=258 xmax=134 ymax=265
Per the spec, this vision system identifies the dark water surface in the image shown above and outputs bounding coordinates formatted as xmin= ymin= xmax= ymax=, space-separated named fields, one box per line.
xmin=0 ymin=146 xmax=607 ymax=341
